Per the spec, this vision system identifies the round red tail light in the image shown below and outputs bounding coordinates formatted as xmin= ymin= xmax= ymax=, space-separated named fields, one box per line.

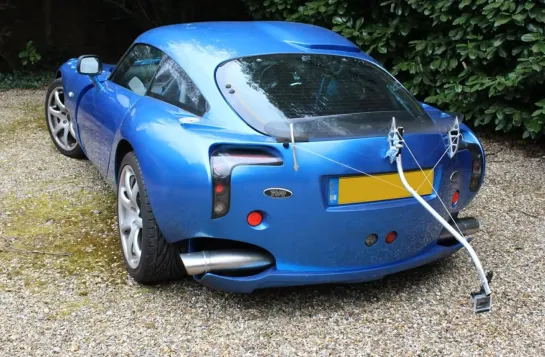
xmin=385 ymin=231 xmax=397 ymax=244
xmin=247 ymin=211 xmax=263 ymax=227
xmin=214 ymin=183 xmax=224 ymax=194
xmin=452 ymin=190 xmax=459 ymax=206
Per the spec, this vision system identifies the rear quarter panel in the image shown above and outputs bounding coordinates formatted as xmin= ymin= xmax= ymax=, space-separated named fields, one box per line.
xmin=109 ymin=96 xmax=273 ymax=242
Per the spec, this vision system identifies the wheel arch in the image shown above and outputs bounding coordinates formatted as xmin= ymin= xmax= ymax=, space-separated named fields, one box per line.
xmin=113 ymin=139 xmax=134 ymax=186
xmin=113 ymin=121 xmax=213 ymax=242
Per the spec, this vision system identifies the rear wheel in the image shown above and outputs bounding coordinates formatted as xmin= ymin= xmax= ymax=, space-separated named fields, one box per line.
xmin=44 ymin=78 xmax=85 ymax=158
xmin=117 ymin=151 xmax=186 ymax=282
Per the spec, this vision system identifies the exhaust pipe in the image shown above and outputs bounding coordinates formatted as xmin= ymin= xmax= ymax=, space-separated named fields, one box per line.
xmin=439 ymin=217 xmax=480 ymax=240
xmin=180 ymin=249 xmax=274 ymax=275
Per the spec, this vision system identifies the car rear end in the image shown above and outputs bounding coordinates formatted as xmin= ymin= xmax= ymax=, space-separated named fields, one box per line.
xmin=179 ymin=53 xmax=485 ymax=291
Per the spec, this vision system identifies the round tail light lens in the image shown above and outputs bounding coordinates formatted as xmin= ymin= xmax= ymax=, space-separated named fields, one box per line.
xmin=452 ymin=190 xmax=459 ymax=207
xmin=247 ymin=211 xmax=263 ymax=227
xmin=214 ymin=183 xmax=224 ymax=194
xmin=385 ymin=231 xmax=397 ymax=244
xmin=213 ymin=201 xmax=227 ymax=215
xmin=365 ymin=234 xmax=378 ymax=247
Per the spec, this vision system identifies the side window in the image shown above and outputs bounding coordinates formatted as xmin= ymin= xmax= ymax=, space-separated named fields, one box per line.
xmin=148 ymin=56 xmax=207 ymax=116
xmin=110 ymin=44 xmax=163 ymax=95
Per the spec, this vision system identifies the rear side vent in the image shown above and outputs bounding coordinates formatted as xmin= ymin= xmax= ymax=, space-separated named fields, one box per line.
xmin=210 ymin=149 xmax=282 ymax=218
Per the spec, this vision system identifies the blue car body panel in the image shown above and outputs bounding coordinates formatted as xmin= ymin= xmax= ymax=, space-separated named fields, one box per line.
xmin=57 ymin=21 xmax=485 ymax=292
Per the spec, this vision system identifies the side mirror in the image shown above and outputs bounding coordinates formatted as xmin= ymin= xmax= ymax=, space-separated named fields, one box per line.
xmin=77 ymin=55 xmax=102 ymax=76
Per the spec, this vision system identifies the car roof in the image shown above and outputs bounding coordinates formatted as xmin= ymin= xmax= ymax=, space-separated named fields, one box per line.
xmin=135 ymin=21 xmax=375 ymax=74
xmin=134 ymin=21 xmax=378 ymax=127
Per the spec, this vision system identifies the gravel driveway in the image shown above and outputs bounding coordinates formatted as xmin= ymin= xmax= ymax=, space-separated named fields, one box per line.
xmin=0 ymin=89 xmax=544 ymax=356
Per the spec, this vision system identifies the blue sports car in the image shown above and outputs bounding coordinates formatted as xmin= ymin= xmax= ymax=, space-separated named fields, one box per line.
xmin=45 ymin=21 xmax=486 ymax=293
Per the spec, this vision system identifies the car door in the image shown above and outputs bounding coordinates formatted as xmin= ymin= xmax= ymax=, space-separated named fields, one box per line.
xmin=77 ymin=44 xmax=163 ymax=177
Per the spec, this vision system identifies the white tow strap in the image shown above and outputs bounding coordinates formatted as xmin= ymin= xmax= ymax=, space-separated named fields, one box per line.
xmin=395 ymin=154 xmax=491 ymax=295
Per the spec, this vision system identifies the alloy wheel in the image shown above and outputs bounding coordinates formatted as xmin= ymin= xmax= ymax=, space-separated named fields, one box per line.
xmin=118 ymin=165 xmax=143 ymax=269
xmin=47 ymin=86 xmax=78 ymax=151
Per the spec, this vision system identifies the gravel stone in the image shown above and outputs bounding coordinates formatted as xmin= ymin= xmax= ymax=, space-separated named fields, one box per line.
xmin=0 ymin=89 xmax=544 ymax=356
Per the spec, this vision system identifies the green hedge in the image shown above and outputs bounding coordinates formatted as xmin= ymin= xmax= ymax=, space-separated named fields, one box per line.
xmin=242 ymin=0 xmax=545 ymax=139
xmin=0 ymin=71 xmax=53 ymax=90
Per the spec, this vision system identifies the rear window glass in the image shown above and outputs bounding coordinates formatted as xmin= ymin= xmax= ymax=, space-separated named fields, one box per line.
xmin=216 ymin=54 xmax=432 ymax=140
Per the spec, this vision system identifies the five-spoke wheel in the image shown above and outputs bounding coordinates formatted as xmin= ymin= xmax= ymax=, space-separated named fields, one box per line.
xmin=45 ymin=78 xmax=85 ymax=158
xmin=118 ymin=165 xmax=143 ymax=269
xmin=116 ymin=152 xmax=186 ymax=282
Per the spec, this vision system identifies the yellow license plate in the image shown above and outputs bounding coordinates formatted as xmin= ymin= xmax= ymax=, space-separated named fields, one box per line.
xmin=330 ymin=169 xmax=434 ymax=205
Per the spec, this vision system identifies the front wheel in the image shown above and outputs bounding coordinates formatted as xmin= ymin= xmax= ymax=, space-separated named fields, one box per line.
xmin=44 ymin=78 xmax=85 ymax=158
xmin=117 ymin=151 xmax=186 ymax=283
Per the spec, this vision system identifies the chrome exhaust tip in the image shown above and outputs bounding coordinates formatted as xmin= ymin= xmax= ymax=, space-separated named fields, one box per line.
xmin=180 ymin=249 xmax=274 ymax=275
xmin=439 ymin=217 xmax=480 ymax=240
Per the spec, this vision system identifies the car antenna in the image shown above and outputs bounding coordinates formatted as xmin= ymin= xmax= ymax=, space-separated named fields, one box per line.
xmin=290 ymin=122 xmax=299 ymax=171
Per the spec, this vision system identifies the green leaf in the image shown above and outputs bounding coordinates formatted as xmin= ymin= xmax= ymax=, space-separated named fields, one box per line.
xmin=399 ymin=23 xmax=410 ymax=36
xmin=531 ymin=43 xmax=545 ymax=53
xmin=355 ymin=17 xmax=364 ymax=30
xmin=414 ymin=41 xmax=426 ymax=51
xmin=525 ymin=119 xmax=543 ymax=133
xmin=529 ymin=6 xmax=541 ymax=19
xmin=435 ymin=44 xmax=447 ymax=54
xmin=483 ymin=2 xmax=502 ymax=11
xmin=453 ymin=16 xmax=466 ymax=25
xmin=459 ymin=0 xmax=471 ymax=9
xmin=521 ymin=33 xmax=539 ymax=42
xmin=512 ymin=13 xmax=526 ymax=22
xmin=493 ymin=14 xmax=511 ymax=27
xmin=430 ymin=59 xmax=441 ymax=69
xmin=536 ymin=99 xmax=545 ymax=107
xmin=526 ymin=24 xmax=542 ymax=34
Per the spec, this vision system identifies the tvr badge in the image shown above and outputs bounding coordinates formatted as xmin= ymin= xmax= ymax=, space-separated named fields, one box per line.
xmin=264 ymin=188 xmax=293 ymax=199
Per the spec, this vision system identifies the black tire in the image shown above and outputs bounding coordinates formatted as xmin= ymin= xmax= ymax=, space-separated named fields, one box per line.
xmin=117 ymin=151 xmax=187 ymax=283
xmin=44 ymin=78 xmax=85 ymax=159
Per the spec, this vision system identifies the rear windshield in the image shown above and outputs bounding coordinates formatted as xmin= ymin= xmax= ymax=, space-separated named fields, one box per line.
xmin=216 ymin=54 xmax=433 ymax=140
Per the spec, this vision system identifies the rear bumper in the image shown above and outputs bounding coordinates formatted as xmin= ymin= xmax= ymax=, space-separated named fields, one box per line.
xmin=194 ymin=239 xmax=464 ymax=293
